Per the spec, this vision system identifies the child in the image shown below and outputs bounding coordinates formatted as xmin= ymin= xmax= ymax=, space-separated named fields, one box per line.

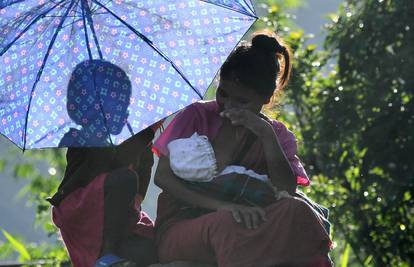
xmin=48 ymin=60 xmax=158 ymax=267
xmin=167 ymin=132 xmax=291 ymax=206
xmin=152 ymin=32 xmax=333 ymax=267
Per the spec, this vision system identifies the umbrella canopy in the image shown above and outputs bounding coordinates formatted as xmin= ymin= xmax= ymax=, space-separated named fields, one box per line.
xmin=0 ymin=0 xmax=257 ymax=149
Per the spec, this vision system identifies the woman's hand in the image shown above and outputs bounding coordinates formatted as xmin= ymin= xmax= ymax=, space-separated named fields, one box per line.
xmin=220 ymin=108 xmax=272 ymax=138
xmin=217 ymin=203 xmax=267 ymax=229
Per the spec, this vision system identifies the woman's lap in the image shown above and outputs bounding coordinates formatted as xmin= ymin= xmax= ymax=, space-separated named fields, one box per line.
xmin=157 ymin=197 xmax=332 ymax=267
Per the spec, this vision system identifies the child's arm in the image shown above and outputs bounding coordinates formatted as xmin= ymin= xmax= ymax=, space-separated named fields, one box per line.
xmin=155 ymin=155 xmax=267 ymax=229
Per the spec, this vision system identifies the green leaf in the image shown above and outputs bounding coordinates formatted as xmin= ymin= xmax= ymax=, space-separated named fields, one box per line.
xmin=340 ymin=243 xmax=350 ymax=267
xmin=1 ymin=229 xmax=31 ymax=261
xmin=0 ymin=160 xmax=5 ymax=172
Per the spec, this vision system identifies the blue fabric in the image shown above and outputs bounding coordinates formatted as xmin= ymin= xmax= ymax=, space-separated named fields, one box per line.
xmin=94 ymin=254 xmax=126 ymax=267
xmin=0 ymin=0 xmax=257 ymax=149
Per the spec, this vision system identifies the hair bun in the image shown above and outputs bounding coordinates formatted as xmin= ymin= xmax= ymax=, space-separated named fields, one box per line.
xmin=251 ymin=34 xmax=284 ymax=54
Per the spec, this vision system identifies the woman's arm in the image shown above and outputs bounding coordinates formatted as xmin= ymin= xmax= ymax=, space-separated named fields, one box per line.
xmin=220 ymin=109 xmax=297 ymax=194
xmin=154 ymin=155 xmax=267 ymax=229
xmin=259 ymin=123 xmax=296 ymax=194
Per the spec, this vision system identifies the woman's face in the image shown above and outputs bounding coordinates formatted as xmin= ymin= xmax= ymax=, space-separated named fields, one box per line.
xmin=216 ymin=78 xmax=270 ymax=114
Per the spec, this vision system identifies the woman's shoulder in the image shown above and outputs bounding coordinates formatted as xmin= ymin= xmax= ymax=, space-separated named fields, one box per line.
xmin=268 ymin=118 xmax=297 ymax=144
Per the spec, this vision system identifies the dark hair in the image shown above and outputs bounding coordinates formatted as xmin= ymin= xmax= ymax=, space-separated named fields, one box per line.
xmin=220 ymin=31 xmax=292 ymax=98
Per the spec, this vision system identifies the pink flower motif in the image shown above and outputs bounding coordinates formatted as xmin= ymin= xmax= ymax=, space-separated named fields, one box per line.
xmin=169 ymin=41 xmax=176 ymax=47
xmin=193 ymin=59 xmax=200 ymax=65
xmin=1 ymin=118 xmax=6 ymax=125
xmin=140 ymin=10 xmax=146 ymax=16
xmin=37 ymin=43 xmax=44 ymax=49
xmin=153 ymin=84 xmax=160 ymax=91
xmin=33 ymin=120 xmax=39 ymax=127
xmin=0 ymin=9 xmax=6 ymax=15
xmin=94 ymin=104 xmax=100 ymax=110
xmin=134 ymin=77 xmax=141 ymax=84
xmin=97 ymin=132 xmax=103 ymax=138
xmin=22 ymin=86 xmax=28 ymax=92
xmin=172 ymin=91 xmax=179 ymax=98
xmin=44 ymin=105 xmax=50 ymax=112
xmin=188 ymin=39 xmax=195 ymax=46
xmin=179 ymin=2 xmax=186 ymax=8
xmin=122 ymin=52 xmax=128 ymax=59
xmin=77 ymin=21 xmax=83 ymax=27
xmin=164 ymin=23 xmax=171 ymax=30
xmin=204 ymin=19 xmax=210 ymax=25
xmin=184 ymin=21 xmax=191 ymax=27
xmin=175 ymin=60 xmax=182 ymax=67
xmin=72 ymin=131 xmax=78 ymax=137
xmin=73 ymin=47 xmax=79 ymax=53
xmin=81 ymin=89 xmax=87 ymax=95
xmin=144 ymin=27 xmax=151 ymax=33
xmin=47 ymin=133 xmax=52 ymax=139
xmin=58 ymin=118 xmax=65 ymax=125
xmin=224 ymin=17 xmax=229 ymax=23
xmin=166 ymin=111 xmax=173 ymax=116
xmin=105 ymin=113 xmax=111 ymax=119
xmin=147 ymin=104 xmax=154 ymax=111
xmin=4 ymin=57 xmax=9 ymax=64
xmin=22 ymin=68 xmax=27 ymax=74
xmin=159 ymin=64 xmax=166 ymax=71
xmin=82 ymin=118 xmax=88 ymax=124
xmin=56 ymin=90 xmax=62 ymax=96
xmin=105 ymin=47 xmax=111 ymax=54
xmin=212 ymin=57 xmax=219 ymax=64
xmin=58 ymin=62 xmax=64 ymax=68
xmin=13 ymin=112 xmax=18 ymax=118
xmin=44 ymin=76 xmax=50 ymax=82
xmin=129 ymin=34 xmax=135 ymax=40
xmin=130 ymin=97 xmax=135 ymax=104
xmin=111 ymin=92 xmax=116 ymax=98
xmin=111 ymin=29 xmax=117 ymax=35
xmin=10 ymin=94 xmax=15 ymax=100
xmin=159 ymin=6 xmax=166 ymax=12
xmin=121 ymin=15 xmax=127 ymax=20
xmin=20 ymin=50 xmax=27 ymax=56
xmin=198 ymin=80 xmax=205 ymax=86
xmin=208 ymin=38 xmax=214 ymax=44
xmin=62 ymin=34 xmax=69 ymax=41
xmin=227 ymin=36 xmax=234 ymax=42
xmin=69 ymin=104 xmax=76 ymax=110
xmin=140 ymin=58 xmax=147 ymax=64
xmin=6 ymin=75 xmax=11 ymax=81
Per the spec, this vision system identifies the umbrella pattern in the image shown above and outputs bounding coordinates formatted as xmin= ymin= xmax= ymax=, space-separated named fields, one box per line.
xmin=0 ymin=0 xmax=257 ymax=149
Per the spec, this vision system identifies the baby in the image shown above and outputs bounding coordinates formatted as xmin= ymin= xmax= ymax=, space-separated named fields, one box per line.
xmin=167 ymin=132 xmax=290 ymax=206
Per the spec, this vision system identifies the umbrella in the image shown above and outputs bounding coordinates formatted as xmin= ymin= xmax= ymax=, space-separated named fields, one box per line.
xmin=0 ymin=0 xmax=257 ymax=150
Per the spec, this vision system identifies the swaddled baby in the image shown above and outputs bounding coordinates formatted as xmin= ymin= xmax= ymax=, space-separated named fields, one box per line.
xmin=167 ymin=132 xmax=290 ymax=206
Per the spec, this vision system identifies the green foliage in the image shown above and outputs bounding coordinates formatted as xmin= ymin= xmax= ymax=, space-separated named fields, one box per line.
xmin=1 ymin=229 xmax=31 ymax=261
xmin=261 ymin=0 xmax=414 ymax=266
xmin=0 ymin=146 xmax=68 ymax=264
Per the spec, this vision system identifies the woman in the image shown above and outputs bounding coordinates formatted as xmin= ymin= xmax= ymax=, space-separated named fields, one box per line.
xmin=152 ymin=32 xmax=332 ymax=267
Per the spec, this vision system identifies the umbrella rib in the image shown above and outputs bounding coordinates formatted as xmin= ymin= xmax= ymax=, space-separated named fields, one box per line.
xmin=83 ymin=0 xmax=104 ymax=59
xmin=241 ymin=0 xmax=256 ymax=15
xmin=80 ymin=0 xmax=93 ymax=60
xmin=0 ymin=0 xmax=67 ymax=56
xmin=22 ymin=0 xmax=77 ymax=150
xmin=92 ymin=0 xmax=203 ymax=99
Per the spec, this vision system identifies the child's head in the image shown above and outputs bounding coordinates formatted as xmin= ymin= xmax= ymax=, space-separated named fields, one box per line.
xmin=66 ymin=60 xmax=132 ymax=144
xmin=217 ymin=31 xmax=292 ymax=113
